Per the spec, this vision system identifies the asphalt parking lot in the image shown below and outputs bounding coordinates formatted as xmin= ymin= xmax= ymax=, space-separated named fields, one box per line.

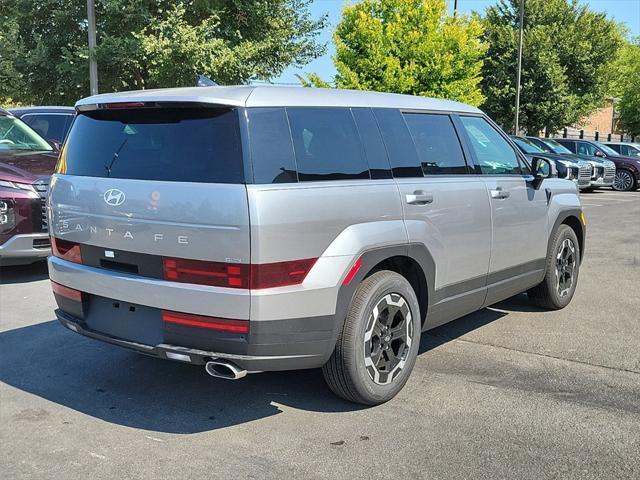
xmin=1 ymin=189 xmax=639 ymax=479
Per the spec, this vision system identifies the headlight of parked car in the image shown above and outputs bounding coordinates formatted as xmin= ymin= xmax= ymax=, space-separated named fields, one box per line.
xmin=0 ymin=199 xmax=16 ymax=232
xmin=0 ymin=180 xmax=38 ymax=193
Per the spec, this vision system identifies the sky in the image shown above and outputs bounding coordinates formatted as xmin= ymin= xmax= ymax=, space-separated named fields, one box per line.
xmin=273 ymin=0 xmax=640 ymax=84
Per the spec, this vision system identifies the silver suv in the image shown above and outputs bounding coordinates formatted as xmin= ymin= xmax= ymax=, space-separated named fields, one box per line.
xmin=48 ymin=87 xmax=585 ymax=404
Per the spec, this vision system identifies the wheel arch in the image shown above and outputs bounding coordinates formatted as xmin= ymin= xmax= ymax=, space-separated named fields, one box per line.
xmin=335 ymin=244 xmax=435 ymax=330
xmin=550 ymin=209 xmax=586 ymax=263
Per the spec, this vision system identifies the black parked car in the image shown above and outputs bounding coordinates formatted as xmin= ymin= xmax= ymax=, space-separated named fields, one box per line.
xmin=526 ymin=137 xmax=615 ymax=191
xmin=556 ymin=139 xmax=640 ymax=191
xmin=9 ymin=106 xmax=75 ymax=147
xmin=510 ymin=136 xmax=592 ymax=190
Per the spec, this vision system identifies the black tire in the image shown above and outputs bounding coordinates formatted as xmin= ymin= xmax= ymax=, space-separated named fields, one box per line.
xmin=528 ymin=224 xmax=580 ymax=310
xmin=613 ymin=169 xmax=637 ymax=191
xmin=322 ymin=270 xmax=421 ymax=405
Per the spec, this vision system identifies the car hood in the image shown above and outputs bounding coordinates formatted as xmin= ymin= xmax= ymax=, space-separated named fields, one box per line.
xmin=607 ymin=154 xmax=640 ymax=167
xmin=0 ymin=150 xmax=59 ymax=183
xmin=526 ymin=152 xmax=578 ymax=165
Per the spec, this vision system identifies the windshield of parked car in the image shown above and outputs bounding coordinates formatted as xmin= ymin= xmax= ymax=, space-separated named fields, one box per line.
xmin=594 ymin=142 xmax=620 ymax=156
xmin=629 ymin=145 xmax=640 ymax=157
xmin=511 ymin=137 xmax=544 ymax=154
xmin=542 ymin=139 xmax=573 ymax=155
xmin=0 ymin=115 xmax=53 ymax=153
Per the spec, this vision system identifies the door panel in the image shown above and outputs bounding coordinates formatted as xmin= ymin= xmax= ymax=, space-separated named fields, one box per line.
xmin=397 ymin=176 xmax=492 ymax=304
xmin=484 ymin=177 xmax=549 ymax=274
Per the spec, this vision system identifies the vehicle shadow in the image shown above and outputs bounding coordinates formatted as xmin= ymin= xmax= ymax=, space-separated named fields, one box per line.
xmin=0 ymin=260 xmax=48 ymax=285
xmin=0 ymin=295 xmax=534 ymax=434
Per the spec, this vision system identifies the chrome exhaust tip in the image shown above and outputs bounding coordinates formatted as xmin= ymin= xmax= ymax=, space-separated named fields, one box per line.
xmin=204 ymin=360 xmax=247 ymax=380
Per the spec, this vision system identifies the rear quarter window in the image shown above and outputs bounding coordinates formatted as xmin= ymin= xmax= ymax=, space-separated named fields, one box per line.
xmin=247 ymin=108 xmax=298 ymax=183
xmin=60 ymin=107 xmax=244 ymax=184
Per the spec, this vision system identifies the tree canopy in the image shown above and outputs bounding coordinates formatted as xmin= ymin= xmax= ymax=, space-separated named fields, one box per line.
xmin=0 ymin=0 xmax=327 ymax=105
xmin=481 ymin=0 xmax=624 ymax=134
xmin=609 ymin=38 xmax=640 ymax=136
xmin=305 ymin=0 xmax=487 ymax=106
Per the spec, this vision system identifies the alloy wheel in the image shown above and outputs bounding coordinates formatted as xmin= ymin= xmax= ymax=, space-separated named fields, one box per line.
xmin=613 ymin=171 xmax=634 ymax=191
xmin=363 ymin=293 xmax=413 ymax=385
xmin=555 ymin=238 xmax=576 ymax=297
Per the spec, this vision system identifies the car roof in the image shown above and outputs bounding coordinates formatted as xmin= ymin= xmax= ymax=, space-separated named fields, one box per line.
xmin=9 ymin=106 xmax=75 ymax=115
xmin=74 ymin=85 xmax=483 ymax=114
xmin=0 ymin=107 xmax=9 ymax=116
xmin=604 ymin=141 xmax=638 ymax=146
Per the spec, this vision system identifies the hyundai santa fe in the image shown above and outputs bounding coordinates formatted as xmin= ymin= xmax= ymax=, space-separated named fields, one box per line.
xmin=47 ymin=86 xmax=585 ymax=404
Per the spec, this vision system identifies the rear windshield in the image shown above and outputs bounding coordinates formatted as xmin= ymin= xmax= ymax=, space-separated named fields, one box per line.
xmin=60 ymin=107 xmax=244 ymax=183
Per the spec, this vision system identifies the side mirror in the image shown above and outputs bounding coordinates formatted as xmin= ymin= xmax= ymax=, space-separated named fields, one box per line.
xmin=530 ymin=156 xmax=556 ymax=189
xmin=48 ymin=140 xmax=62 ymax=152
xmin=594 ymin=150 xmax=606 ymax=158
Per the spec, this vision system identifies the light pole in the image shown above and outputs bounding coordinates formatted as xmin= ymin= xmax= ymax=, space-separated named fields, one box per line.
xmin=87 ymin=0 xmax=98 ymax=95
xmin=514 ymin=0 xmax=525 ymax=134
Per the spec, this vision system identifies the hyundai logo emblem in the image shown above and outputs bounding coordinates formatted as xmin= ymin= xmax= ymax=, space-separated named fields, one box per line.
xmin=103 ymin=188 xmax=126 ymax=206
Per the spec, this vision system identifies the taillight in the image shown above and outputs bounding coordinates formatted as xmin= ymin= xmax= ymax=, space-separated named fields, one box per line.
xmin=51 ymin=237 xmax=82 ymax=263
xmin=250 ymin=258 xmax=317 ymax=289
xmin=163 ymin=258 xmax=250 ymax=288
xmin=51 ymin=281 xmax=83 ymax=301
xmin=102 ymin=102 xmax=146 ymax=109
xmin=162 ymin=310 xmax=249 ymax=334
xmin=162 ymin=257 xmax=316 ymax=289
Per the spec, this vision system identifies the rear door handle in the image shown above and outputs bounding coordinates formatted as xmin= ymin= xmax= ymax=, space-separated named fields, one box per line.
xmin=405 ymin=191 xmax=434 ymax=205
xmin=490 ymin=188 xmax=510 ymax=199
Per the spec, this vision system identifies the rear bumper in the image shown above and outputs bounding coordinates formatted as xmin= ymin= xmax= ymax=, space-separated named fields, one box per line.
xmin=55 ymin=306 xmax=338 ymax=372
xmin=0 ymin=233 xmax=50 ymax=264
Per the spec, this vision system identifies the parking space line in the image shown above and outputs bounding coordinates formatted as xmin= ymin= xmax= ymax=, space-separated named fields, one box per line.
xmin=581 ymin=197 xmax=635 ymax=202
xmin=582 ymin=203 xmax=603 ymax=207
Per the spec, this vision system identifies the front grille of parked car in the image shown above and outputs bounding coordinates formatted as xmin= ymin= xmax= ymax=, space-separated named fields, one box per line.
xmin=578 ymin=164 xmax=592 ymax=187
xmin=32 ymin=181 xmax=49 ymax=233
xmin=604 ymin=165 xmax=616 ymax=180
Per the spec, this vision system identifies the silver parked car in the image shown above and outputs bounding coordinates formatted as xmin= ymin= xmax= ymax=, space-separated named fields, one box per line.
xmin=47 ymin=87 xmax=585 ymax=404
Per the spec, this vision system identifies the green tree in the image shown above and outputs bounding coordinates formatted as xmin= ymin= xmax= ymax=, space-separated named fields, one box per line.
xmin=609 ymin=39 xmax=640 ymax=136
xmin=307 ymin=0 xmax=487 ymax=106
xmin=481 ymin=0 xmax=624 ymax=134
xmin=0 ymin=0 xmax=327 ymax=105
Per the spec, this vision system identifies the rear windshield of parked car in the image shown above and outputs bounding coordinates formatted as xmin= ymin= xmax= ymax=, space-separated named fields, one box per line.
xmin=60 ymin=107 xmax=244 ymax=183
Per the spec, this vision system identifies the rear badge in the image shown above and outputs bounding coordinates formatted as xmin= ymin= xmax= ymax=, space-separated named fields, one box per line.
xmin=104 ymin=250 xmax=115 ymax=258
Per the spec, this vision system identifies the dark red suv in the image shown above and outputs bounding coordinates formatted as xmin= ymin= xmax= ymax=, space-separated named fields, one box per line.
xmin=0 ymin=108 xmax=59 ymax=265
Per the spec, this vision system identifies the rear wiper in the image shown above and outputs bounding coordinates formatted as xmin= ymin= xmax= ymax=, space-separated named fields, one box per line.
xmin=105 ymin=138 xmax=128 ymax=177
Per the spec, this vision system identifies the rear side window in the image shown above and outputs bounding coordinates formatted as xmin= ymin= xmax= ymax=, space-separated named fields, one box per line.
xmin=403 ymin=113 xmax=469 ymax=175
xmin=22 ymin=114 xmax=72 ymax=143
xmin=373 ymin=108 xmax=422 ymax=178
xmin=459 ymin=116 xmax=523 ymax=175
xmin=61 ymin=107 xmax=244 ymax=183
xmin=287 ymin=108 xmax=369 ymax=181
xmin=576 ymin=141 xmax=598 ymax=156
xmin=558 ymin=140 xmax=576 ymax=153
xmin=247 ymin=108 xmax=297 ymax=183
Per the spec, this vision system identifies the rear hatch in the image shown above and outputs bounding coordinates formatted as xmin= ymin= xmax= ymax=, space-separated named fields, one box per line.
xmin=49 ymin=104 xmax=251 ymax=325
